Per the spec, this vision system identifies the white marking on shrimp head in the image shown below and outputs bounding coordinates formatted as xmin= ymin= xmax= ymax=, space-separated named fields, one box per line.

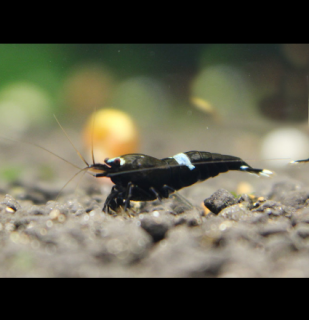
xmin=107 ymin=157 xmax=126 ymax=166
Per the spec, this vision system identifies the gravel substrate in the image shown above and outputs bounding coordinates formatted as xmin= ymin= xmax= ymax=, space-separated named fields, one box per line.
xmin=2 ymin=175 xmax=309 ymax=277
xmin=2 ymin=119 xmax=309 ymax=277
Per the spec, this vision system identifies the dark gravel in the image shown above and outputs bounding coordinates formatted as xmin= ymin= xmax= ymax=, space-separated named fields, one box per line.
xmin=2 ymin=175 xmax=309 ymax=277
xmin=204 ymin=188 xmax=238 ymax=214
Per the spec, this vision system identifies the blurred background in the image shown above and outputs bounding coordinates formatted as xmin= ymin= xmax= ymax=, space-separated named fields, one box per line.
xmin=1 ymin=44 xmax=309 ymax=195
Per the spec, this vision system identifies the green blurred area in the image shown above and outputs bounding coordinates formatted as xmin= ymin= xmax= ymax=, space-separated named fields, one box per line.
xmin=1 ymin=44 xmax=309 ymax=183
xmin=0 ymin=44 xmax=306 ymax=124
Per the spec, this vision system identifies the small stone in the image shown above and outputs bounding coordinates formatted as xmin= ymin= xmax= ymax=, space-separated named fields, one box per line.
xmin=6 ymin=206 xmax=17 ymax=213
xmin=204 ymin=189 xmax=237 ymax=215
xmin=1 ymin=194 xmax=21 ymax=212
xmin=219 ymin=203 xmax=252 ymax=221
xmin=140 ymin=217 xmax=170 ymax=243
xmin=49 ymin=209 xmax=61 ymax=220
xmin=252 ymin=200 xmax=288 ymax=216
xmin=236 ymin=194 xmax=251 ymax=203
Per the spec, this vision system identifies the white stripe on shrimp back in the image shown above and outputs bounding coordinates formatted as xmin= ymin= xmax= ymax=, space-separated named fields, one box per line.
xmin=171 ymin=153 xmax=195 ymax=170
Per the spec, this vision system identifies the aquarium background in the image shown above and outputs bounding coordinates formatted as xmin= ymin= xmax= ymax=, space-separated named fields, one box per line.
xmin=0 ymin=44 xmax=308 ymax=187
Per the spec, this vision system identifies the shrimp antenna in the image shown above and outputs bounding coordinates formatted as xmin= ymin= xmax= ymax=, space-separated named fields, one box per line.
xmin=55 ymin=167 xmax=89 ymax=200
xmin=1 ymin=136 xmax=82 ymax=171
xmin=307 ymin=75 xmax=309 ymax=128
xmin=53 ymin=114 xmax=89 ymax=167
xmin=91 ymin=108 xmax=96 ymax=165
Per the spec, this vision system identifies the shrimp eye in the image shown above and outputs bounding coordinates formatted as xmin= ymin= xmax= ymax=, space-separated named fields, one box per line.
xmin=113 ymin=158 xmax=121 ymax=167
xmin=105 ymin=157 xmax=122 ymax=168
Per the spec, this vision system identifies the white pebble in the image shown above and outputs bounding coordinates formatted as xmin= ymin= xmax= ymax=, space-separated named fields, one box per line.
xmin=261 ymin=128 xmax=309 ymax=168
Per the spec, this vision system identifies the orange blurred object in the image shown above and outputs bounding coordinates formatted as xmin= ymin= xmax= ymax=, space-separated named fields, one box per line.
xmin=83 ymin=109 xmax=139 ymax=162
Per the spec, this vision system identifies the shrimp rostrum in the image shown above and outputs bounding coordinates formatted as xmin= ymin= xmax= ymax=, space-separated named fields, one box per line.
xmin=87 ymin=151 xmax=273 ymax=213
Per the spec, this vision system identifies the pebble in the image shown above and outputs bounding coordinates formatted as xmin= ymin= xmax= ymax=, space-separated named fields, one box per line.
xmin=1 ymin=194 xmax=21 ymax=212
xmin=140 ymin=216 xmax=170 ymax=243
xmin=252 ymin=200 xmax=294 ymax=217
xmin=218 ymin=203 xmax=252 ymax=221
xmin=204 ymin=189 xmax=237 ymax=215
